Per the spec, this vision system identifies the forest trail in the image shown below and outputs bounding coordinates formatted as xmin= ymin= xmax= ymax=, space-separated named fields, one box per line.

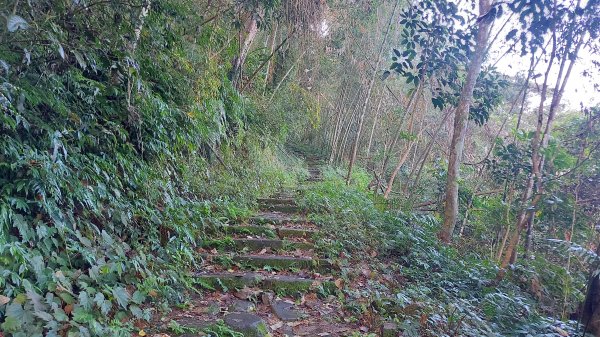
xmin=154 ymin=157 xmax=397 ymax=336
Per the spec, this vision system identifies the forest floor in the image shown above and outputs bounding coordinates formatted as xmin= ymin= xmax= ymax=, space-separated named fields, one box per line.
xmin=147 ymin=158 xmax=402 ymax=337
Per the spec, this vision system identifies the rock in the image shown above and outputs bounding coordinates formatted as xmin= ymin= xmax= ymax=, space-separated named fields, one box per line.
xmin=281 ymin=325 xmax=294 ymax=336
xmin=230 ymin=299 xmax=255 ymax=312
xmin=271 ymin=300 xmax=301 ymax=321
xmin=224 ymin=313 xmax=271 ymax=337
xmin=261 ymin=291 xmax=275 ymax=305
xmin=381 ymin=322 xmax=398 ymax=337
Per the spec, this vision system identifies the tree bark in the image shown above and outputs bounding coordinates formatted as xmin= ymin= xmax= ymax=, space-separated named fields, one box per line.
xmin=230 ymin=11 xmax=260 ymax=88
xmin=366 ymin=94 xmax=384 ymax=158
xmin=439 ymin=0 xmax=494 ymax=243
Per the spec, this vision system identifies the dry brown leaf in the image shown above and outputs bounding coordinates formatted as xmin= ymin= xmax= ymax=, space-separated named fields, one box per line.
xmin=551 ymin=326 xmax=569 ymax=336
xmin=270 ymin=322 xmax=284 ymax=330
xmin=334 ymin=278 xmax=344 ymax=289
xmin=64 ymin=304 xmax=73 ymax=315
xmin=0 ymin=295 xmax=10 ymax=306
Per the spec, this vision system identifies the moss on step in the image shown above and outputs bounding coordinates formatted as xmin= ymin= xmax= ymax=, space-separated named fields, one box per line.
xmin=194 ymin=272 xmax=336 ymax=295
xmin=232 ymin=255 xmax=332 ymax=272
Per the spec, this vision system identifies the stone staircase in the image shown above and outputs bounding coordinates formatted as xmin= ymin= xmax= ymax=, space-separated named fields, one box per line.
xmin=154 ymin=157 xmax=400 ymax=336
xmin=158 ymin=160 xmax=375 ymax=336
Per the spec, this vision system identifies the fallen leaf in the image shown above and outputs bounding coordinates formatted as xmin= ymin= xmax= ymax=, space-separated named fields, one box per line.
xmin=270 ymin=322 xmax=284 ymax=330
xmin=334 ymin=278 xmax=344 ymax=289
xmin=138 ymin=330 xmax=147 ymax=336
xmin=64 ymin=304 xmax=73 ymax=315
xmin=0 ymin=295 xmax=10 ymax=306
xmin=551 ymin=326 xmax=569 ymax=337
xmin=148 ymin=290 xmax=158 ymax=298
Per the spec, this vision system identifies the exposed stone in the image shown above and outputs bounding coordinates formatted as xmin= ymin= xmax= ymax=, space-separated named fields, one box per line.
xmin=195 ymin=272 xmax=336 ymax=296
xmin=174 ymin=316 xmax=214 ymax=337
xmin=230 ymin=299 xmax=255 ymax=313
xmin=381 ymin=322 xmax=399 ymax=337
xmin=233 ymin=238 xmax=314 ymax=251
xmin=271 ymin=300 xmax=301 ymax=321
xmin=261 ymin=291 xmax=275 ymax=305
xmin=232 ymin=254 xmax=333 ymax=272
xmin=224 ymin=313 xmax=271 ymax=337
xmin=281 ymin=325 xmax=294 ymax=337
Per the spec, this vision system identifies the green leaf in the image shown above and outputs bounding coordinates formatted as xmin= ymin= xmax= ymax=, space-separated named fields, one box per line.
xmin=112 ymin=286 xmax=130 ymax=309
xmin=79 ymin=291 xmax=91 ymax=310
xmin=131 ymin=290 xmax=145 ymax=305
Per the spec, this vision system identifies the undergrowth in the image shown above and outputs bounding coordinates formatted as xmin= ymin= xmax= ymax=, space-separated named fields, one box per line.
xmin=0 ymin=1 xmax=306 ymax=335
xmin=299 ymin=166 xmax=590 ymax=337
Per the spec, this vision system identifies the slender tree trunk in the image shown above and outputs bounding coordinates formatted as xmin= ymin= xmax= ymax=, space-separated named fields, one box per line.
xmin=269 ymin=49 xmax=306 ymax=102
xmin=263 ymin=22 xmax=278 ymax=93
xmin=498 ymin=33 xmax=583 ymax=270
xmin=380 ymin=85 xmax=420 ymax=178
xmin=346 ymin=0 xmax=400 ymax=184
xmin=439 ymin=0 xmax=494 ymax=243
xmin=231 ymin=12 xmax=260 ymax=88
xmin=366 ymin=94 xmax=384 ymax=158
xmin=405 ymin=107 xmax=453 ymax=196
xmin=383 ymin=106 xmax=426 ymax=199
xmin=523 ymin=212 xmax=535 ymax=258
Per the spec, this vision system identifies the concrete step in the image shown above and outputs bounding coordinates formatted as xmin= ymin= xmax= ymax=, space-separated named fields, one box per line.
xmin=234 ymin=238 xmax=314 ymax=251
xmin=202 ymin=254 xmax=334 ymax=273
xmin=224 ymin=224 xmax=317 ymax=239
xmin=257 ymin=197 xmax=296 ymax=206
xmin=250 ymin=212 xmax=310 ymax=226
xmin=258 ymin=203 xmax=301 ymax=213
xmin=194 ymin=272 xmax=336 ymax=294
xmin=234 ymin=255 xmax=333 ymax=272
xmin=204 ymin=238 xmax=314 ymax=251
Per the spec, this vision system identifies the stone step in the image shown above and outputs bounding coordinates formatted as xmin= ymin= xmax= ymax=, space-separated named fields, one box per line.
xmin=202 ymin=254 xmax=334 ymax=272
xmin=258 ymin=203 xmax=301 ymax=213
xmin=250 ymin=212 xmax=310 ymax=225
xmin=224 ymin=225 xmax=317 ymax=239
xmin=257 ymin=197 xmax=296 ymax=206
xmin=194 ymin=272 xmax=336 ymax=294
xmin=204 ymin=238 xmax=314 ymax=251
xmin=234 ymin=255 xmax=333 ymax=272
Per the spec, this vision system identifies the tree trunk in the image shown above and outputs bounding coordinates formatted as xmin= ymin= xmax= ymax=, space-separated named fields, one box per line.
xmin=230 ymin=12 xmax=260 ymax=88
xmin=498 ymin=32 xmax=583 ymax=270
xmin=582 ymin=244 xmax=600 ymax=335
xmin=405 ymin=107 xmax=453 ymax=196
xmin=346 ymin=0 xmax=400 ymax=184
xmin=366 ymin=94 xmax=384 ymax=158
xmin=439 ymin=0 xmax=493 ymax=243
xmin=263 ymin=22 xmax=278 ymax=93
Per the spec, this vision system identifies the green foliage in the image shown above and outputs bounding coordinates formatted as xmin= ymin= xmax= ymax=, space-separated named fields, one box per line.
xmin=0 ymin=0 xmax=303 ymax=335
